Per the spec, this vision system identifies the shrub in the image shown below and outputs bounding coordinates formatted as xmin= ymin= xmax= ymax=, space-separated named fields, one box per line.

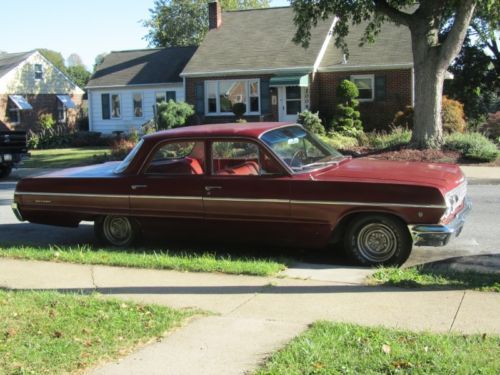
xmin=141 ymin=119 xmax=157 ymax=135
xmin=297 ymin=110 xmax=325 ymax=135
xmin=232 ymin=102 xmax=246 ymax=119
xmin=368 ymin=127 xmax=412 ymax=150
xmin=38 ymin=113 xmax=55 ymax=130
xmin=235 ymin=118 xmax=247 ymax=123
xmin=69 ymin=131 xmax=105 ymax=147
xmin=479 ymin=112 xmax=500 ymax=141
xmin=111 ymin=139 xmax=136 ymax=160
xmin=442 ymin=96 xmax=466 ymax=133
xmin=27 ymin=126 xmax=73 ymax=150
xmin=392 ymin=106 xmax=414 ymax=129
xmin=390 ymin=97 xmax=467 ymax=133
xmin=444 ymin=132 xmax=498 ymax=162
xmin=156 ymin=100 xmax=194 ymax=130
xmin=319 ymin=134 xmax=358 ymax=150
xmin=331 ymin=80 xmax=363 ymax=137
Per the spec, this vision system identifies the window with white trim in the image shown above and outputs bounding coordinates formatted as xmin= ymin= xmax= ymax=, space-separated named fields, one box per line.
xmin=133 ymin=93 xmax=143 ymax=117
xmin=351 ymin=74 xmax=374 ymax=101
xmin=34 ymin=64 xmax=43 ymax=80
xmin=8 ymin=107 xmax=20 ymax=124
xmin=57 ymin=100 xmax=66 ymax=123
xmin=111 ymin=94 xmax=121 ymax=118
xmin=205 ymin=79 xmax=260 ymax=115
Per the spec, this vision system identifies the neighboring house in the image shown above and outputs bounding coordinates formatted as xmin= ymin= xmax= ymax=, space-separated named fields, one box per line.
xmin=87 ymin=47 xmax=197 ymax=134
xmin=182 ymin=2 xmax=413 ymax=130
xmin=0 ymin=50 xmax=84 ymax=131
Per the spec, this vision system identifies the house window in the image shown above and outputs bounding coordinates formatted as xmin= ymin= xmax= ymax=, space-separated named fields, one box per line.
xmin=8 ymin=107 xmax=20 ymax=124
xmin=156 ymin=92 xmax=166 ymax=103
xmin=205 ymin=79 xmax=260 ymax=115
xmin=101 ymin=93 xmax=120 ymax=119
xmin=285 ymin=86 xmax=301 ymax=115
xmin=34 ymin=64 xmax=43 ymax=80
xmin=133 ymin=93 xmax=143 ymax=117
xmin=351 ymin=75 xmax=374 ymax=101
xmin=111 ymin=94 xmax=121 ymax=118
xmin=57 ymin=101 xmax=66 ymax=123
xmin=166 ymin=91 xmax=176 ymax=102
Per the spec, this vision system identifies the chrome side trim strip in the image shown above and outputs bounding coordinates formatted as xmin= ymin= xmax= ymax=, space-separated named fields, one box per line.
xmin=15 ymin=191 xmax=446 ymax=209
xmin=16 ymin=192 xmax=129 ymax=199
xmin=204 ymin=197 xmax=288 ymax=204
xmin=290 ymin=200 xmax=446 ymax=209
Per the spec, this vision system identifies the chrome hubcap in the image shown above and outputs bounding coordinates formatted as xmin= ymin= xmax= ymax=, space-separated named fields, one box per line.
xmin=357 ymin=223 xmax=397 ymax=262
xmin=103 ymin=216 xmax=132 ymax=245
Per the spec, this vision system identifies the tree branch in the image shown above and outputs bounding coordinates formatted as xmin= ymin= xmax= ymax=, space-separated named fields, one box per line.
xmin=439 ymin=0 xmax=476 ymax=68
xmin=373 ymin=0 xmax=412 ymax=26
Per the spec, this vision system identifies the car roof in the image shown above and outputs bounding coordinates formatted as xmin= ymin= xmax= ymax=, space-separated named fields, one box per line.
xmin=143 ymin=122 xmax=296 ymax=141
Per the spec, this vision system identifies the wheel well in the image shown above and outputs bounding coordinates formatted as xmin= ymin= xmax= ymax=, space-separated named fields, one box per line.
xmin=330 ymin=211 xmax=410 ymax=244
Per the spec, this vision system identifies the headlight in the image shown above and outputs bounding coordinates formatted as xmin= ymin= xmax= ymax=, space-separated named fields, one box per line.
xmin=2 ymin=154 xmax=12 ymax=161
xmin=443 ymin=182 xmax=467 ymax=219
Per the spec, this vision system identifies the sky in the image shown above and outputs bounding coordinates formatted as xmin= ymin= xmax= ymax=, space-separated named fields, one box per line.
xmin=0 ymin=0 xmax=290 ymax=71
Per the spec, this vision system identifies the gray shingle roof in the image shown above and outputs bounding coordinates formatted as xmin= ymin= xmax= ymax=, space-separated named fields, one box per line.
xmin=319 ymin=21 xmax=413 ymax=70
xmin=0 ymin=51 xmax=35 ymax=79
xmin=87 ymin=47 xmax=197 ymax=88
xmin=182 ymin=7 xmax=335 ymax=76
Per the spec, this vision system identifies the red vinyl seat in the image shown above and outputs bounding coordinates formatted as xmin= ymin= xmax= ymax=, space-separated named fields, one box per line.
xmin=218 ymin=161 xmax=259 ymax=176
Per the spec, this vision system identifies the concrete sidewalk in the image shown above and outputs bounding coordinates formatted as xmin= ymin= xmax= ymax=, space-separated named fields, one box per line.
xmin=460 ymin=165 xmax=500 ymax=184
xmin=1 ymin=258 xmax=499 ymax=375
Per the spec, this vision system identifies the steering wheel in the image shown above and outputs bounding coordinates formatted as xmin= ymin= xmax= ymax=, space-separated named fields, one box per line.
xmin=290 ymin=149 xmax=305 ymax=167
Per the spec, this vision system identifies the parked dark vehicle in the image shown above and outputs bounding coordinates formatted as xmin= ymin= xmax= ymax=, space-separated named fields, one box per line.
xmin=0 ymin=131 xmax=29 ymax=178
xmin=12 ymin=122 xmax=471 ymax=267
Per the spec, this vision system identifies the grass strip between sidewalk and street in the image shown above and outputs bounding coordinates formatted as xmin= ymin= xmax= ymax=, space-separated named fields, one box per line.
xmin=0 ymin=290 xmax=198 ymax=374
xmin=369 ymin=266 xmax=500 ymax=293
xmin=370 ymin=266 xmax=500 ymax=292
xmin=256 ymin=321 xmax=500 ymax=374
xmin=0 ymin=245 xmax=287 ymax=276
xmin=21 ymin=147 xmax=110 ymax=169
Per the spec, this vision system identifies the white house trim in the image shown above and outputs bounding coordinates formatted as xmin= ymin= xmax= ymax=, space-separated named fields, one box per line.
xmin=181 ymin=66 xmax=313 ymax=78
xmin=318 ymin=63 xmax=413 ymax=73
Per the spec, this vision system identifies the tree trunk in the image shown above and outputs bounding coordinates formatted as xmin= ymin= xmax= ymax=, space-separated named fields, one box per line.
xmin=411 ymin=52 xmax=446 ymax=149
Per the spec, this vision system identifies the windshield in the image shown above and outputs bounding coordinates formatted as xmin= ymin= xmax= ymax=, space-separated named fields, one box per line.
xmin=114 ymin=139 xmax=144 ymax=174
xmin=260 ymin=126 xmax=344 ymax=173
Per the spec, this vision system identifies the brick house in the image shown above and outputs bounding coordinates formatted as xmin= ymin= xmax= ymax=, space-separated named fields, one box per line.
xmin=0 ymin=50 xmax=84 ymax=131
xmin=182 ymin=2 xmax=413 ymax=131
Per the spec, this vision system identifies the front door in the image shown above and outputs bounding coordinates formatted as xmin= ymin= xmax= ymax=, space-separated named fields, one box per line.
xmin=278 ymin=86 xmax=302 ymax=122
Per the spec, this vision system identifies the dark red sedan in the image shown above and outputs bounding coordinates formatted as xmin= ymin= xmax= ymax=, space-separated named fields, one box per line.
xmin=12 ymin=122 xmax=471 ymax=266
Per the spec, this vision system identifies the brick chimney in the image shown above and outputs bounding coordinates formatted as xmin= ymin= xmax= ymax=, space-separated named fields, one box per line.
xmin=208 ymin=1 xmax=222 ymax=30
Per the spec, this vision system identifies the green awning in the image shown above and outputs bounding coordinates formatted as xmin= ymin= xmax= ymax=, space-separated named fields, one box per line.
xmin=270 ymin=74 xmax=309 ymax=87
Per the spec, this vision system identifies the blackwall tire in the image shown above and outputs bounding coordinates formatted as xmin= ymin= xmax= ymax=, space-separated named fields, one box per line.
xmin=94 ymin=215 xmax=140 ymax=247
xmin=344 ymin=214 xmax=412 ymax=267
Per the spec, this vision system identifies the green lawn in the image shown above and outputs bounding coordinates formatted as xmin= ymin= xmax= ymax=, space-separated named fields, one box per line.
xmin=0 ymin=290 xmax=197 ymax=374
xmin=256 ymin=321 xmax=500 ymax=374
xmin=21 ymin=147 xmax=110 ymax=168
xmin=0 ymin=245 xmax=288 ymax=276
xmin=370 ymin=266 xmax=500 ymax=292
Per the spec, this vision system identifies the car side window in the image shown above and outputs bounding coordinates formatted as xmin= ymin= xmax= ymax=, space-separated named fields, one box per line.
xmin=145 ymin=141 xmax=205 ymax=175
xmin=211 ymin=141 xmax=282 ymax=176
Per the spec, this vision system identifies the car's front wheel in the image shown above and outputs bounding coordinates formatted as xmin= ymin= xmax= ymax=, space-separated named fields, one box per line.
xmin=94 ymin=215 xmax=140 ymax=247
xmin=344 ymin=214 xmax=412 ymax=267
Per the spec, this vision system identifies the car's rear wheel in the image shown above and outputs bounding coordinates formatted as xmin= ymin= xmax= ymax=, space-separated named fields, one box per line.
xmin=344 ymin=214 xmax=412 ymax=267
xmin=94 ymin=215 xmax=140 ymax=246
xmin=0 ymin=166 xmax=12 ymax=179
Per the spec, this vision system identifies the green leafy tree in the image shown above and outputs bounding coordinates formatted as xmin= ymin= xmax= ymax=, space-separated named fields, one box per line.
xmin=291 ymin=0 xmax=497 ymax=149
xmin=143 ymin=0 xmax=270 ymax=47
xmin=156 ymin=100 xmax=195 ymax=130
xmin=93 ymin=52 xmax=108 ymax=72
xmin=65 ymin=65 xmax=91 ymax=88
xmin=297 ymin=110 xmax=325 ymax=135
xmin=66 ymin=53 xmax=84 ymax=67
xmin=331 ymin=80 xmax=363 ymax=137
xmin=38 ymin=49 xmax=66 ymax=72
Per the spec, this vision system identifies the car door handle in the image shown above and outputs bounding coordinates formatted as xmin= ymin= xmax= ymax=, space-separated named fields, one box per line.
xmin=205 ymin=186 xmax=222 ymax=192
xmin=131 ymin=185 xmax=148 ymax=190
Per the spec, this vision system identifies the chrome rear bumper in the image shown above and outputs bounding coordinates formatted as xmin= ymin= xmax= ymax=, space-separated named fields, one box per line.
xmin=11 ymin=202 xmax=24 ymax=222
xmin=409 ymin=197 xmax=472 ymax=247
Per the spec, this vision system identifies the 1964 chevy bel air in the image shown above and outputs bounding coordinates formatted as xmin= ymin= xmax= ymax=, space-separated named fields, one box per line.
xmin=12 ymin=122 xmax=471 ymax=266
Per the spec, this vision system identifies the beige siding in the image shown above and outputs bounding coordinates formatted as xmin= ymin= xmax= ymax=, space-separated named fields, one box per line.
xmin=0 ymin=51 xmax=84 ymax=95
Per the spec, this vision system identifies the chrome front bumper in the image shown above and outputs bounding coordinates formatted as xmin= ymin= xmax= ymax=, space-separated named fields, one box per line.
xmin=409 ymin=197 xmax=472 ymax=247
xmin=11 ymin=202 xmax=24 ymax=222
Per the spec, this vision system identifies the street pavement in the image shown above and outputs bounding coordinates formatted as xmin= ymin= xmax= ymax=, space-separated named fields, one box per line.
xmin=0 ymin=166 xmax=499 ymax=374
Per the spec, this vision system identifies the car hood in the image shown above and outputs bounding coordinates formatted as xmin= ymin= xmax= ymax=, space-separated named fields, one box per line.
xmin=312 ymin=158 xmax=465 ymax=191
xmin=31 ymin=161 xmax=122 ymax=178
